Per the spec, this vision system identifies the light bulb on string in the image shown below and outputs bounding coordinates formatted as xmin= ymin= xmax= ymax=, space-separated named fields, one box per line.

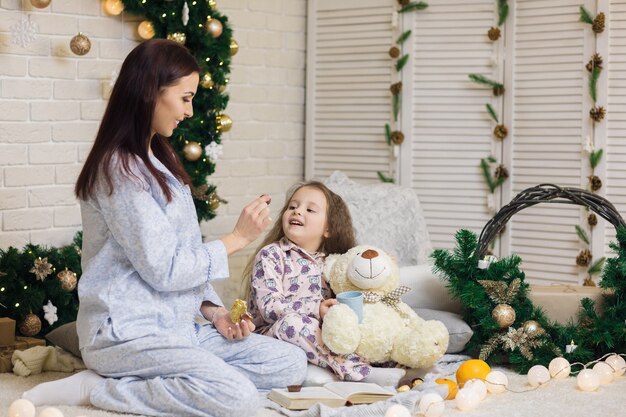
xmin=577 ymin=368 xmax=600 ymax=392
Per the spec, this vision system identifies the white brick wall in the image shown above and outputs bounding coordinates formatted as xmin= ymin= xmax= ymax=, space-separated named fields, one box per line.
xmin=0 ymin=0 xmax=306 ymax=306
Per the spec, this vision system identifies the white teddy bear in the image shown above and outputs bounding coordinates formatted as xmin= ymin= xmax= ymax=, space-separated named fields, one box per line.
xmin=321 ymin=245 xmax=449 ymax=369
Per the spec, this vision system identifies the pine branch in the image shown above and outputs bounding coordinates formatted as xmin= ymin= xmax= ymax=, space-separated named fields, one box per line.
xmin=396 ymin=30 xmax=412 ymax=45
xmin=393 ymin=94 xmax=400 ymax=122
xmin=384 ymin=123 xmax=391 ymax=146
xmin=575 ymin=225 xmax=590 ymax=245
xmin=486 ymin=103 xmax=499 ymax=123
xmin=377 ymin=171 xmax=395 ymax=183
xmin=590 ymin=149 xmax=603 ymax=169
xmin=399 ymin=1 xmax=429 ymax=14
xmin=480 ymin=157 xmax=496 ymax=193
xmin=588 ymin=256 xmax=606 ymax=276
xmin=589 ymin=66 xmax=601 ymax=103
xmin=579 ymin=6 xmax=594 ymax=25
xmin=497 ymin=0 xmax=509 ymax=26
xmin=469 ymin=73 xmax=503 ymax=89
xmin=396 ymin=54 xmax=409 ymax=72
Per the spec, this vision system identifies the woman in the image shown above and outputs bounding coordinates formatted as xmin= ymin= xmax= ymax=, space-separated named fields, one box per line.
xmin=22 ymin=39 xmax=307 ymax=417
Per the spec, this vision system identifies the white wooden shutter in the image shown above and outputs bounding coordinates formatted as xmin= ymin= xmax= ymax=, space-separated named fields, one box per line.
xmin=605 ymin=0 xmax=626 ymax=254
xmin=505 ymin=0 xmax=595 ymax=284
xmin=306 ymin=0 xmax=394 ymax=182
xmin=404 ymin=0 xmax=498 ymax=249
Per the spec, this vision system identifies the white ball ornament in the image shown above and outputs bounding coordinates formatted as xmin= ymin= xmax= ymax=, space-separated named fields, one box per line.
xmin=383 ymin=404 xmax=411 ymax=417
xmin=592 ymin=361 xmax=614 ymax=384
xmin=37 ymin=408 xmax=64 ymax=417
xmin=465 ymin=379 xmax=487 ymax=401
xmin=548 ymin=357 xmax=571 ymax=379
xmin=577 ymin=368 xmax=600 ymax=392
xmin=455 ymin=387 xmax=480 ymax=411
xmin=485 ymin=370 xmax=508 ymax=394
xmin=527 ymin=365 xmax=550 ymax=387
xmin=418 ymin=393 xmax=445 ymax=417
xmin=8 ymin=399 xmax=36 ymax=417
xmin=605 ymin=354 xmax=626 ymax=377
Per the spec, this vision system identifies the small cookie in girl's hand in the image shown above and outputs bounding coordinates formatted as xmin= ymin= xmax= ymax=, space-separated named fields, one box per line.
xmin=230 ymin=299 xmax=253 ymax=323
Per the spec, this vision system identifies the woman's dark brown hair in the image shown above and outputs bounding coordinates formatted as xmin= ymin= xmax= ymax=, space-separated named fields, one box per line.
xmin=75 ymin=39 xmax=200 ymax=201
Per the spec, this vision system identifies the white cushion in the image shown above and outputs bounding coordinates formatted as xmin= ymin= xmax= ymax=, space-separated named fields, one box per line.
xmin=323 ymin=171 xmax=433 ymax=266
xmin=399 ymin=264 xmax=461 ymax=313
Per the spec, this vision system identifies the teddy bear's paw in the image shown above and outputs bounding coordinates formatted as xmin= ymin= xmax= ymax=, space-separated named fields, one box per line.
xmin=321 ymin=304 xmax=361 ymax=354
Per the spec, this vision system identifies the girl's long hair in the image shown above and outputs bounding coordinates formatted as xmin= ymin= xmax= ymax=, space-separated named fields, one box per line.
xmin=241 ymin=181 xmax=356 ymax=301
xmin=75 ymin=39 xmax=200 ymax=201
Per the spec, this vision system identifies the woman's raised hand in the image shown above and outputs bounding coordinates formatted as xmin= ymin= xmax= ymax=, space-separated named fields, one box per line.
xmin=221 ymin=194 xmax=272 ymax=255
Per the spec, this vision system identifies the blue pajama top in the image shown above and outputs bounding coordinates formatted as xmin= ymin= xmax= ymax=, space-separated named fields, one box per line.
xmin=76 ymin=154 xmax=228 ymax=350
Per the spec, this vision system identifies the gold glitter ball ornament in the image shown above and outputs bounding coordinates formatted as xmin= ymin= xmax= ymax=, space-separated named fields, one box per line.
xmin=522 ymin=320 xmax=542 ymax=337
xmin=216 ymin=114 xmax=232 ymax=132
xmin=167 ymin=32 xmax=187 ymax=45
xmin=492 ymin=304 xmax=516 ymax=328
xmin=230 ymin=39 xmax=239 ymax=56
xmin=183 ymin=141 xmax=203 ymax=161
xmin=70 ymin=33 xmax=91 ymax=56
xmin=19 ymin=313 xmax=42 ymax=337
xmin=30 ymin=0 xmax=51 ymax=8
xmin=208 ymin=192 xmax=223 ymax=211
xmin=57 ymin=268 xmax=78 ymax=291
xmin=200 ymin=72 xmax=214 ymax=89
xmin=205 ymin=18 xmax=223 ymax=38
xmin=138 ymin=20 xmax=155 ymax=40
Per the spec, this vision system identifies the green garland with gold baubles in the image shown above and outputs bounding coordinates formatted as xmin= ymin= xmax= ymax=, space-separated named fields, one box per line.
xmin=0 ymin=233 xmax=83 ymax=338
xmin=119 ymin=0 xmax=238 ymax=221
xmin=433 ymin=218 xmax=625 ymax=373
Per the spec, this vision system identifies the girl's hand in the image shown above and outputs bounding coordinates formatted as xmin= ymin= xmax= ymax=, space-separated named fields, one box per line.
xmin=319 ymin=298 xmax=339 ymax=320
xmin=221 ymin=194 xmax=272 ymax=255
xmin=212 ymin=308 xmax=256 ymax=341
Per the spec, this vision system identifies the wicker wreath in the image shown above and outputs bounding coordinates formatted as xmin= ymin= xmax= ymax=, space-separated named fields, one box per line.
xmin=477 ymin=183 xmax=626 ymax=259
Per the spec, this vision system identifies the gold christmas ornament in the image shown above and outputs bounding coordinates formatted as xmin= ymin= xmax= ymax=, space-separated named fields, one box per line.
xmin=487 ymin=27 xmax=501 ymax=41
xmin=494 ymin=124 xmax=508 ymax=140
xmin=183 ymin=141 xmax=203 ymax=161
xmin=390 ymin=131 xmax=405 ymax=145
xmin=200 ymin=72 xmax=214 ymax=89
xmin=390 ymin=82 xmax=402 ymax=95
xmin=216 ymin=114 xmax=232 ymax=132
xmin=589 ymin=175 xmax=602 ymax=192
xmin=208 ymin=192 xmax=223 ymax=210
xmin=586 ymin=53 xmax=603 ymax=72
xmin=167 ymin=32 xmax=187 ymax=45
xmin=30 ymin=257 xmax=53 ymax=281
xmin=70 ymin=32 xmax=91 ymax=56
xmin=19 ymin=313 xmax=42 ymax=337
xmin=57 ymin=268 xmax=77 ymax=292
xmin=137 ymin=20 xmax=155 ymax=40
xmin=104 ymin=0 xmax=124 ymax=16
xmin=588 ymin=213 xmax=598 ymax=227
xmin=576 ymin=249 xmax=592 ymax=266
xmin=492 ymin=304 xmax=516 ymax=328
xmin=522 ymin=320 xmax=543 ymax=337
xmin=389 ymin=46 xmax=400 ymax=59
xmin=230 ymin=39 xmax=239 ymax=56
xmin=592 ymin=12 xmax=605 ymax=34
xmin=30 ymin=0 xmax=51 ymax=8
xmin=589 ymin=106 xmax=606 ymax=122
xmin=205 ymin=18 xmax=223 ymax=38
xmin=492 ymin=85 xmax=505 ymax=96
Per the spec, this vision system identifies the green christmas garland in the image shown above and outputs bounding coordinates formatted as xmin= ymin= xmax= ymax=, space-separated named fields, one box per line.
xmin=432 ymin=185 xmax=626 ymax=373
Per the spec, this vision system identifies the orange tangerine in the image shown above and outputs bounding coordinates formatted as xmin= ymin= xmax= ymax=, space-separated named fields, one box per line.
xmin=435 ymin=378 xmax=458 ymax=400
xmin=455 ymin=359 xmax=491 ymax=388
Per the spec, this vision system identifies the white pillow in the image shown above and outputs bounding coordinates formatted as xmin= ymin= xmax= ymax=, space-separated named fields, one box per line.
xmin=323 ymin=171 xmax=433 ymax=266
xmin=399 ymin=264 xmax=461 ymax=314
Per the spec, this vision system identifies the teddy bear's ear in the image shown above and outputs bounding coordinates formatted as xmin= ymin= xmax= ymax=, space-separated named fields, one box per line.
xmin=322 ymin=254 xmax=339 ymax=282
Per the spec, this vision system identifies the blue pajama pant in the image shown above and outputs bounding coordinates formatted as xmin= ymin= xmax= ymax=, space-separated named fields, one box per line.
xmin=81 ymin=320 xmax=307 ymax=417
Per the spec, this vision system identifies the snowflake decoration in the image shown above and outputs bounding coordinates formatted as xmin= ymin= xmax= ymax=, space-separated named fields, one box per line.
xmin=205 ymin=142 xmax=223 ymax=162
xmin=43 ymin=300 xmax=58 ymax=326
xmin=30 ymin=257 xmax=53 ymax=281
xmin=10 ymin=17 xmax=38 ymax=48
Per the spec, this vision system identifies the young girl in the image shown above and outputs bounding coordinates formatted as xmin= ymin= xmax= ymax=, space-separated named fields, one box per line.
xmin=245 ymin=181 xmax=406 ymax=386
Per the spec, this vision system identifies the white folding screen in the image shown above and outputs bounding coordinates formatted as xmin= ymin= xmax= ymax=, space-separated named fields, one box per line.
xmin=307 ymin=0 xmax=624 ymax=285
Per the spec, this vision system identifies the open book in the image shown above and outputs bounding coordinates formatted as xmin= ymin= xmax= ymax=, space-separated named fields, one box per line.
xmin=268 ymin=381 xmax=395 ymax=410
